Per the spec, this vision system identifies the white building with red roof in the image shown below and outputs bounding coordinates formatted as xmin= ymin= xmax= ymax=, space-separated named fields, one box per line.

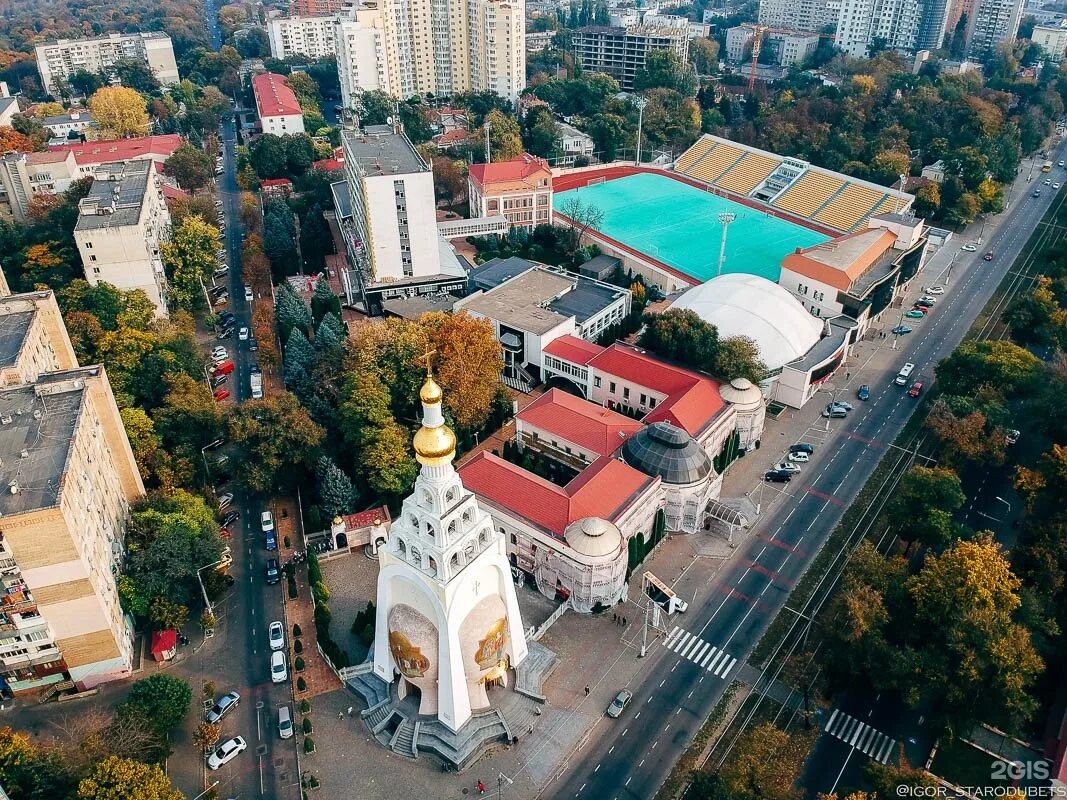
xmin=252 ymin=73 xmax=306 ymax=136
xmin=468 ymin=154 xmax=553 ymax=231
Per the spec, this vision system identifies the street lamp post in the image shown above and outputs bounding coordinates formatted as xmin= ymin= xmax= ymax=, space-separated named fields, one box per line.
xmin=634 ymin=97 xmax=647 ymax=167
xmin=191 ymin=781 xmax=220 ymax=800
xmin=197 ymin=559 xmax=225 ymax=617
xmin=994 ymin=496 xmax=1011 ymax=513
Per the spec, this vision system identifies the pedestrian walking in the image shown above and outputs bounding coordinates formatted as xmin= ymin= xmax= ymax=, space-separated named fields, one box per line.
xmin=584 ymin=686 xmax=590 ymax=696
xmin=846 ymin=371 xmax=851 ymax=380
xmin=347 ymin=706 xmax=353 ymax=716
xmin=338 ymin=711 xmax=344 ymax=720
xmin=612 ymin=612 xmax=617 ymax=623
xmin=477 ymin=780 xmax=486 ymax=794
xmin=623 ymin=617 xmax=627 ymax=626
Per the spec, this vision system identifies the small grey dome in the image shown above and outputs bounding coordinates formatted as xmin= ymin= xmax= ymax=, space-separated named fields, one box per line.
xmin=565 ymin=517 xmax=623 ymax=558
xmin=621 ymin=422 xmax=713 ymax=484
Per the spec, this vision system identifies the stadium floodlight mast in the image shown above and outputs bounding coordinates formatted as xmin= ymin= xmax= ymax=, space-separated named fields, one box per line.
xmin=634 ymin=96 xmax=648 ymax=166
xmin=717 ymin=212 xmax=737 ymax=277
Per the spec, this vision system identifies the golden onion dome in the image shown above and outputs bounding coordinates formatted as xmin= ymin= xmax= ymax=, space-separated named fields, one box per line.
xmin=420 ymin=376 xmax=443 ymax=404
xmin=413 ymin=423 xmax=457 ymax=466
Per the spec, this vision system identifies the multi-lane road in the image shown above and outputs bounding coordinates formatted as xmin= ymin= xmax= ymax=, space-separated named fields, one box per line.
xmin=549 ymin=144 xmax=1067 ymax=800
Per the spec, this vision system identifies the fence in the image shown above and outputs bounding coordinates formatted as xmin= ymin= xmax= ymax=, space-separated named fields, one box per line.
xmin=530 ymin=599 xmax=571 ymax=641
xmin=316 ymin=640 xmax=365 ymax=683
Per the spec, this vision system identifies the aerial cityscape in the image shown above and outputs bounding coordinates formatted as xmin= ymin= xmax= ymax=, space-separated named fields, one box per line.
xmin=0 ymin=0 xmax=1061 ymax=798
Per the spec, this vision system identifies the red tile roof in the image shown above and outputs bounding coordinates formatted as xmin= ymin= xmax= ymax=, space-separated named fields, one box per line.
xmin=519 ymin=389 xmax=643 ymax=457
xmin=459 ymin=452 xmax=656 ymax=537
xmin=433 ymin=128 xmax=469 ymax=144
xmin=161 ymin=184 xmax=188 ymax=199
xmin=261 ymin=178 xmax=293 ymax=188
xmin=50 ymin=134 xmax=183 ymax=166
xmin=543 ymin=334 xmax=604 ymax=366
xmin=342 ymin=505 xmax=391 ymax=530
xmin=468 ymin=153 xmax=552 ymax=188
xmin=252 ymin=72 xmax=303 ymax=118
xmin=588 ymin=344 xmax=726 ymax=437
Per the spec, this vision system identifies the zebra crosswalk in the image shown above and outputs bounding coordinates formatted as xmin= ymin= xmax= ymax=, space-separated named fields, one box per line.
xmin=662 ymin=627 xmax=737 ymax=678
xmin=823 ymin=709 xmax=896 ymax=764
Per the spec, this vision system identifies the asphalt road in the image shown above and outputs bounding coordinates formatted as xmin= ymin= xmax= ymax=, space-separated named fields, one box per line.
xmin=550 ymin=145 xmax=1067 ymax=800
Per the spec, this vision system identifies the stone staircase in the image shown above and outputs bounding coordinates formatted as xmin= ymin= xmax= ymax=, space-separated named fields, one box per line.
xmin=390 ymin=717 xmax=417 ymax=758
xmin=415 ymin=709 xmax=511 ymax=768
xmin=347 ymin=667 xmax=389 ymax=713
xmin=364 ymin=703 xmax=392 ymax=731
xmin=38 ymin=679 xmax=74 ymax=704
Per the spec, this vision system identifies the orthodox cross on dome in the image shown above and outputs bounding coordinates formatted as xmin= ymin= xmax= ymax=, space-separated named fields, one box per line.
xmin=420 ymin=348 xmax=437 ymax=376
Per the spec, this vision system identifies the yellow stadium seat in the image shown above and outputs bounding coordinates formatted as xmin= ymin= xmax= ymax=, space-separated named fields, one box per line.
xmin=813 ymin=183 xmax=885 ymax=231
xmin=687 ymin=143 xmax=746 ymax=184
xmin=715 ymin=153 xmax=781 ymax=196
xmin=773 ymin=172 xmax=846 ymax=219
xmin=674 ymin=138 xmax=715 ymax=174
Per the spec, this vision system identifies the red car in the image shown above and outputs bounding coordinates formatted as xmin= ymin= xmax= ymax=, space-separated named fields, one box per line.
xmin=219 ymin=527 xmax=232 ymax=538
xmin=210 ymin=360 xmax=235 ymax=376
xmin=908 ymin=381 xmax=923 ymax=397
xmin=213 ymin=388 xmax=231 ymax=401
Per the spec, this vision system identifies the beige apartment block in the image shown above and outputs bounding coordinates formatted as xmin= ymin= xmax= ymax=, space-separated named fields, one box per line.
xmin=0 ymin=366 xmax=144 ymax=696
xmin=0 ymin=290 xmax=80 ymax=386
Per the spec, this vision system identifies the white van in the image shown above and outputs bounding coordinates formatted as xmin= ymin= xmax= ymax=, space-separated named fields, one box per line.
xmin=278 ymin=705 xmax=293 ymax=739
xmin=894 ymin=363 xmax=915 ymax=386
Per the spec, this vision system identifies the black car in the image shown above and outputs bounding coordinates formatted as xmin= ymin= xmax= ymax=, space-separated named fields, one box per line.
xmin=221 ymin=510 xmax=240 ymax=528
xmin=764 ymin=470 xmax=793 ymax=483
xmin=265 ymin=558 xmax=280 ymax=585
xmin=250 ymin=363 xmax=261 ymax=375
xmin=210 ymin=375 xmax=228 ymax=389
xmin=216 ymin=327 xmax=233 ymax=340
xmin=248 ymin=338 xmax=258 ymax=352
xmin=789 ymin=442 xmax=815 ymax=455
xmin=218 ymin=312 xmax=236 ymax=324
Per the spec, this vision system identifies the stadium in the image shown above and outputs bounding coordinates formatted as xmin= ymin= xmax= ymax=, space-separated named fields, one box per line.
xmin=554 ymin=134 xmax=915 ymax=293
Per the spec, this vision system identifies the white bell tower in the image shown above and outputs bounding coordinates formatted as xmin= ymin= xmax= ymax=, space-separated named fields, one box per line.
xmin=373 ymin=359 xmax=527 ymax=732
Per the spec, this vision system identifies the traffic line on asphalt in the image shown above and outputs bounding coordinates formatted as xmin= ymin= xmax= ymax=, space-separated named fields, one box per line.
xmin=663 ymin=627 xmax=737 ymax=678
xmin=824 ymin=708 xmax=896 ymax=764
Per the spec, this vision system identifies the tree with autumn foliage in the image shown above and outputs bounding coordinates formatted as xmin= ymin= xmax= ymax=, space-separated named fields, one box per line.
xmin=926 ymin=401 xmax=1006 ymax=467
xmin=161 ymin=216 xmax=221 ymax=310
xmin=717 ymin=722 xmax=812 ymax=800
xmin=251 ymin=303 xmax=280 ymax=369
xmin=419 ymin=312 xmax=503 ymax=429
xmin=227 ymin=392 xmax=325 ymax=493
xmin=162 ymin=143 xmax=214 ymax=191
xmin=77 ymin=755 xmax=182 ymax=800
xmin=0 ymin=125 xmax=34 ymax=152
xmin=88 ymin=87 xmax=150 ymax=138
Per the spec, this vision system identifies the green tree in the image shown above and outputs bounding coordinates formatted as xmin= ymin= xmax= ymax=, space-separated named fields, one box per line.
xmin=713 ymin=335 xmax=766 ymax=382
xmin=161 ymin=216 xmax=221 ymax=310
xmin=522 ymin=106 xmax=561 ymax=160
xmin=887 ymin=466 xmax=966 ymax=551
xmin=315 ymin=313 xmax=345 ymax=352
xmin=935 ymin=339 xmax=1042 ymax=397
xmin=472 ymin=109 xmax=523 ymax=162
xmin=299 ymin=205 xmax=333 ymax=274
xmin=276 ymin=282 xmax=314 ymax=339
xmin=638 ymin=308 xmax=719 ymax=373
xmin=689 ymin=38 xmax=720 ymax=74
xmin=338 ymin=370 xmax=394 ymax=450
xmin=585 ymin=113 xmax=629 ymax=162
xmin=77 ymin=756 xmax=183 ymax=800
xmin=149 ymin=597 xmax=189 ymax=631
xmin=227 ymin=392 xmax=325 ymax=493
xmin=118 ymin=675 xmax=192 ymax=739
xmin=634 ymin=49 xmax=697 ymax=96
xmin=284 ymin=328 xmax=316 ymax=390
xmin=0 ymin=727 xmax=74 ymax=800
xmin=316 ymin=456 xmax=359 ymax=518
xmin=361 ymin=420 xmax=418 ymax=496
xmin=311 ymin=277 xmax=342 ymax=324
xmin=286 ymin=134 xmax=316 ymax=175
xmin=162 ymin=144 xmax=214 ymax=191
xmin=249 ymin=134 xmax=289 ymax=179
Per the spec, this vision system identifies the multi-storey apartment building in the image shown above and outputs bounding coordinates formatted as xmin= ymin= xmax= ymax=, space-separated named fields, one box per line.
xmin=834 ymin=0 xmax=949 ymax=57
xmin=757 ymin=0 xmax=840 ymax=33
xmin=331 ymin=125 xmax=467 ymax=314
xmin=570 ymin=25 xmax=689 ymax=91
xmin=252 ymin=73 xmax=306 ymax=136
xmin=73 ymin=161 xmax=171 ymax=317
xmin=34 ymin=32 xmax=179 ymax=97
xmin=961 ymin=0 xmax=1024 ymax=56
xmin=0 ymin=365 xmax=144 ymax=697
xmin=267 ymin=15 xmax=339 ymax=60
xmin=335 ymin=0 xmax=525 ymax=106
xmin=1033 ymin=20 xmax=1067 ymax=61
xmin=468 ymin=154 xmax=552 ymax=231
xmin=0 ymin=291 xmax=80 ymax=386
xmin=290 ymin=0 xmax=344 ymax=13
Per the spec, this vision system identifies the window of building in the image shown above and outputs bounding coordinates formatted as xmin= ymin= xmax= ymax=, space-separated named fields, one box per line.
xmin=623 ymin=387 xmax=630 ymax=400
xmin=609 ymin=381 xmax=616 ymax=393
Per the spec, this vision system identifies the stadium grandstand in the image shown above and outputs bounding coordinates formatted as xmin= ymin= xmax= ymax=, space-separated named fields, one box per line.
xmin=673 ymin=134 xmax=913 ymax=234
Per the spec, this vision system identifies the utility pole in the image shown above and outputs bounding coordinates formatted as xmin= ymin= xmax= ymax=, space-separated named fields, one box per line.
xmin=717 ymin=212 xmax=736 ymax=276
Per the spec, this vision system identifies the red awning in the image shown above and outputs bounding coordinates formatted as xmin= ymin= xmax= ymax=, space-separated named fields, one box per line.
xmin=150 ymin=629 xmax=177 ymax=659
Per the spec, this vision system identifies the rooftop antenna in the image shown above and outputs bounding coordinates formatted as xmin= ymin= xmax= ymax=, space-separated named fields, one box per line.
xmin=484 ymin=118 xmax=491 ymax=164
xmin=717 ymin=212 xmax=736 ymax=277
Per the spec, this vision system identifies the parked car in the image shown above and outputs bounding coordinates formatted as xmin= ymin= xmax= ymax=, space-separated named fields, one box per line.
xmin=213 ymin=267 xmax=229 ymax=278
xmin=905 ymin=309 xmax=926 ymax=319
xmin=857 ymin=385 xmax=870 ymax=401
xmin=207 ymin=736 xmax=247 ymax=770
xmin=789 ymin=443 xmax=815 ymax=455
xmin=249 ymin=338 xmax=258 ymax=352
xmin=606 ymin=689 xmax=633 ymax=718
xmin=907 ymin=381 xmax=924 ymax=397
xmin=210 ymin=284 xmax=228 ymax=297
xmin=219 ymin=527 xmax=232 ymax=538
xmin=831 ymin=400 xmax=854 ymax=411
xmin=264 ymin=532 xmax=277 ymax=551
xmin=261 ymin=511 xmax=275 ymax=532
xmin=212 ymin=346 xmax=228 ymax=361
xmin=217 ymin=492 xmax=234 ymax=510
xmin=269 ymin=621 xmax=285 ymax=651
xmin=210 ymin=360 xmax=235 ymax=376
xmin=928 ymin=286 xmax=945 ymax=295
xmin=213 ymin=388 xmax=230 ymax=401
xmin=250 ymin=363 xmax=261 ymax=375
xmin=210 ymin=375 xmax=228 ymax=389
xmin=213 ymin=293 xmax=229 ymax=307
xmin=1053 ymin=183 xmax=1060 ymax=190
xmin=891 ymin=325 xmax=913 ymax=335
xmin=822 ymin=405 xmax=848 ymax=418
xmin=1006 ymin=428 xmax=1021 ymax=445
xmin=238 ymin=327 xmax=249 ymax=341
xmin=764 ymin=470 xmax=793 ymax=483
xmin=278 ymin=705 xmax=294 ymax=739
xmin=205 ymin=691 xmax=241 ymax=724
xmin=917 ymin=296 xmax=937 ymax=306
xmin=960 ymin=243 xmax=977 ymax=252
xmin=773 ymin=462 xmax=802 ymax=475
xmin=244 ymin=285 xmax=254 ymax=302
xmin=984 ymin=252 xmax=994 ymax=261
xmin=265 ymin=557 xmax=280 ymax=584
xmin=216 ymin=327 xmax=233 ymax=340
xmin=221 ymin=510 xmax=240 ymax=528
xmin=270 ymin=651 xmax=288 ymax=684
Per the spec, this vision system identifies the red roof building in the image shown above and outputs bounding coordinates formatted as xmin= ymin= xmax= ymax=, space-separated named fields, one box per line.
xmin=542 ymin=334 xmax=603 ymax=366
xmin=517 ymin=388 xmax=643 ymax=460
xmin=252 ymin=73 xmax=305 ymax=136
xmin=49 ymin=134 xmax=183 ymax=167
xmin=467 ymin=153 xmax=553 ymax=231
xmin=261 ymin=178 xmax=293 ymax=198
xmin=459 ymin=452 xmax=656 ymax=538
xmin=313 ymin=146 xmax=344 ymax=173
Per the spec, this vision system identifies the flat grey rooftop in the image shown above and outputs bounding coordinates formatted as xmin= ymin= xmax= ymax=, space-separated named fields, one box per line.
xmin=462 ymin=269 xmax=574 ymax=335
xmin=469 ymin=257 xmax=538 ymax=291
xmin=331 ymin=180 xmax=352 ymax=220
xmin=0 ymin=311 xmax=34 ymax=369
xmin=75 ymin=161 xmax=152 ymax=231
xmin=787 ymin=316 xmax=855 ymax=369
xmin=548 ymin=279 xmax=624 ymax=323
xmin=0 ymin=379 xmax=85 ymax=516
xmin=342 ymin=126 xmax=427 ymax=177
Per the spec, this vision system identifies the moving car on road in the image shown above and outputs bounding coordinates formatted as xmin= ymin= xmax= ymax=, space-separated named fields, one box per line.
xmin=207 ymin=736 xmax=247 ymax=770
xmin=205 ymin=691 xmax=241 ymax=724
xmin=928 ymin=286 xmax=944 ymax=294
xmin=907 ymin=381 xmax=924 ymax=397
xmin=606 ymin=690 xmax=633 ymax=718
xmin=984 ymin=252 xmax=994 ymax=261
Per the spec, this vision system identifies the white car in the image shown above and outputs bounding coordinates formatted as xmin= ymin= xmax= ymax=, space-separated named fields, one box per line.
xmin=211 ymin=347 xmax=228 ymax=362
xmin=270 ymin=650 xmax=288 ymax=684
xmin=1054 ymin=183 xmax=1061 ymax=190
xmin=207 ymin=736 xmax=247 ymax=770
xmin=960 ymin=243 xmax=977 ymax=252
xmin=244 ymin=285 xmax=254 ymax=302
xmin=787 ymin=451 xmax=810 ymax=463
xmin=927 ymin=285 xmax=945 ymax=295
xmin=261 ymin=511 xmax=275 ymax=532
xmin=217 ymin=493 xmax=234 ymax=510
xmin=269 ymin=620 xmax=285 ymax=651
xmin=238 ymin=327 xmax=249 ymax=341
xmin=773 ymin=462 xmax=802 ymax=475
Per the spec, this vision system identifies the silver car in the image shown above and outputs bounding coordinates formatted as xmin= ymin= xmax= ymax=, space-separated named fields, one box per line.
xmin=204 ymin=691 xmax=241 ymax=724
xmin=606 ymin=690 xmax=632 ymax=718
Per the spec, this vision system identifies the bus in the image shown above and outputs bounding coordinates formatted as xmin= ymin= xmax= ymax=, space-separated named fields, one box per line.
xmin=1043 ymin=160 xmax=1054 ymax=173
